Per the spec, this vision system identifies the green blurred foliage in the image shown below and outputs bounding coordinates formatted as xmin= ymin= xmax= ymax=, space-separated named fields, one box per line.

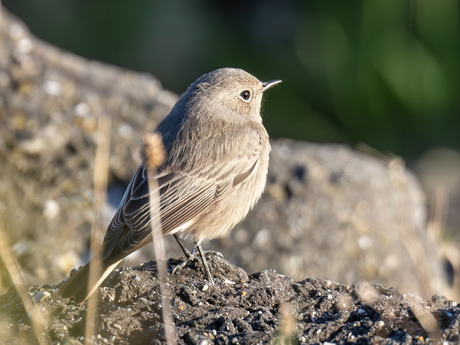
xmin=4 ymin=0 xmax=460 ymax=160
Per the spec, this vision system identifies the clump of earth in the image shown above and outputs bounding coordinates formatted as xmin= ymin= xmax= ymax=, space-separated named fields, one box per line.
xmin=0 ymin=253 xmax=459 ymax=344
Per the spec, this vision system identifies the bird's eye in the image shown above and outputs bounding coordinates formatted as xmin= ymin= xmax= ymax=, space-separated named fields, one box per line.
xmin=238 ymin=90 xmax=251 ymax=102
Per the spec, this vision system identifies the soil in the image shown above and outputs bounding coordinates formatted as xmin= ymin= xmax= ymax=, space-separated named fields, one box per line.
xmin=0 ymin=253 xmax=459 ymax=345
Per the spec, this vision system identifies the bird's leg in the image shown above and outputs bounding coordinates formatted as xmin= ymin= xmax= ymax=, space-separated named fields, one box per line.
xmin=171 ymin=239 xmax=215 ymax=285
xmin=173 ymin=234 xmax=192 ymax=258
xmin=196 ymin=241 xmax=215 ymax=285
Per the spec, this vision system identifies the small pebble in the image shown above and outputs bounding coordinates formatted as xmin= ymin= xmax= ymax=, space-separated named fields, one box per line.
xmin=375 ymin=320 xmax=385 ymax=329
xmin=62 ymin=339 xmax=83 ymax=345
xmin=32 ymin=291 xmax=51 ymax=302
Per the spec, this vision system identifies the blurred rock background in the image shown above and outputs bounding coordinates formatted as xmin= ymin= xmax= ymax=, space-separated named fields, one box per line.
xmin=0 ymin=1 xmax=459 ymax=299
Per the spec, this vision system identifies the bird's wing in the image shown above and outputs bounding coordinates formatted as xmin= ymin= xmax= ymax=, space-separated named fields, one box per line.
xmin=101 ymin=124 xmax=266 ymax=264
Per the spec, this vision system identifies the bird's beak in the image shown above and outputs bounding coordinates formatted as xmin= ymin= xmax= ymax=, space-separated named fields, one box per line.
xmin=261 ymin=79 xmax=282 ymax=92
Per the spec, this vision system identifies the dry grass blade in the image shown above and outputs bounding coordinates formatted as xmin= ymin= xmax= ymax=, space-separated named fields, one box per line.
xmin=85 ymin=115 xmax=111 ymax=344
xmin=273 ymin=302 xmax=298 ymax=345
xmin=353 ymin=146 xmax=442 ymax=343
xmin=144 ymin=133 xmax=177 ymax=345
xmin=427 ymin=188 xmax=447 ymax=241
xmin=388 ymin=159 xmax=436 ymax=299
xmin=0 ymin=222 xmax=49 ymax=345
xmin=388 ymin=158 xmax=441 ymax=343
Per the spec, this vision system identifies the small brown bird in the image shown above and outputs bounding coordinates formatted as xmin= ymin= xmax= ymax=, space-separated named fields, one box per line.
xmin=59 ymin=68 xmax=281 ymax=303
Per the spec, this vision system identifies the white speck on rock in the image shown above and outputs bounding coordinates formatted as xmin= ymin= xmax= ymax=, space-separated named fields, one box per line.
xmin=43 ymin=80 xmax=63 ymax=96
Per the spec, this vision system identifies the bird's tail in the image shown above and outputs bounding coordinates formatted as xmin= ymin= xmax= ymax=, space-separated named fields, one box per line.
xmin=58 ymin=258 xmax=121 ymax=304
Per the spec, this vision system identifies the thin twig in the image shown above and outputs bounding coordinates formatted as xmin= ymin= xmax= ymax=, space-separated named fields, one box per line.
xmin=85 ymin=115 xmax=111 ymax=344
xmin=0 ymin=222 xmax=49 ymax=345
xmin=144 ymin=133 xmax=177 ymax=345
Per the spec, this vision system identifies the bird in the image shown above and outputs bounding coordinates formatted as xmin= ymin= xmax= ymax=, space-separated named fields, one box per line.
xmin=58 ymin=68 xmax=281 ymax=303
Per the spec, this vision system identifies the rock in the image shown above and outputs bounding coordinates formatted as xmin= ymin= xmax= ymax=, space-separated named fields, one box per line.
xmin=0 ymin=254 xmax=458 ymax=344
xmin=31 ymin=290 xmax=51 ymax=302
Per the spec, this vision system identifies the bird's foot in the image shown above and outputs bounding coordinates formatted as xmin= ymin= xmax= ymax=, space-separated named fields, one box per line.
xmin=171 ymin=254 xmax=198 ymax=276
xmin=171 ymin=245 xmax=217 ymax=285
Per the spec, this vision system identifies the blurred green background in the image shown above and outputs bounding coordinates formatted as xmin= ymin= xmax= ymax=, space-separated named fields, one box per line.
xmin=4 ymin=0 xmax=460 ymax=161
